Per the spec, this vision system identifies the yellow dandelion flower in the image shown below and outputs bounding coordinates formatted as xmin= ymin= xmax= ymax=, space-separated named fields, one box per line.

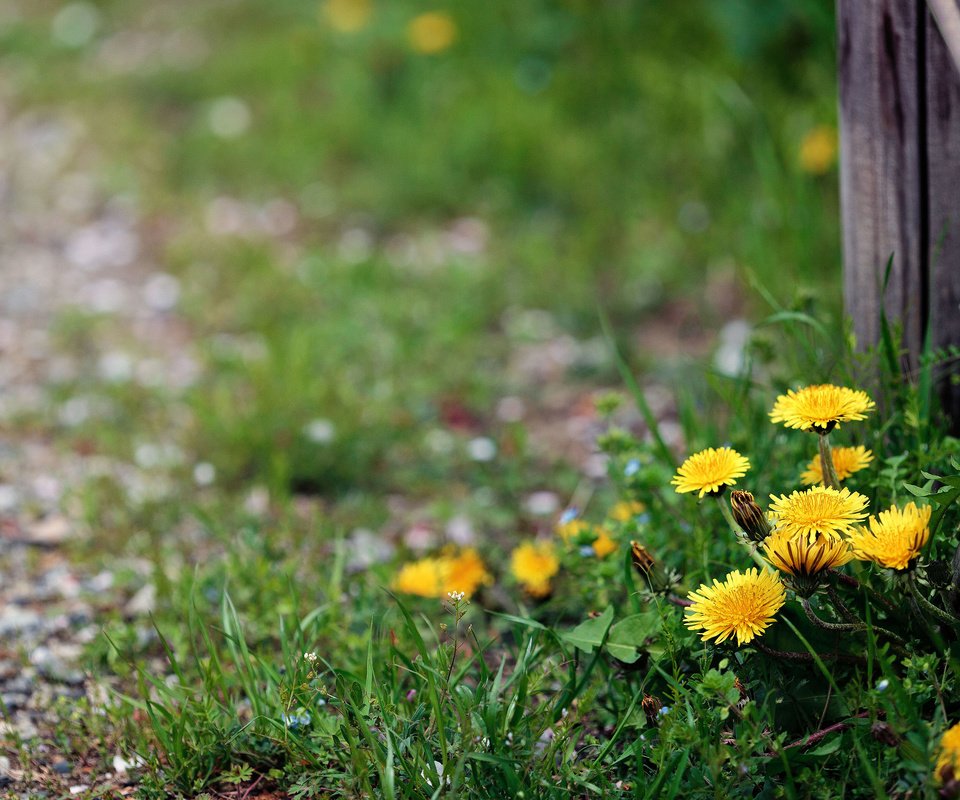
xmin=848 ymin=502 xmax=932 ymax=570
xmin=608 ymin=501 xmax=646 ymax=522
xmin=763 ymin=530 xmax=853 ymax=576
xmin=936 ymin=722 xmax=960 ymax=783
xmin=392 ymin=557 xmax=444 ymax=597
xmin=440 ymin=548 xmax=492 ymax=598
xmin=684 ymin=568 xmax=786 ymax=646
xmin=407 ymin=11 xmax=457 ymax=54
xmin=556 ymin=517 xmax=590 ymax=543
xmin=763 ymin=531 xmax=852 ymax=596
xmin=801 ymin=445 xmax=874 ymax=485
xmin=591 ymin=528 xmax=618 ymax=558
xmin=671 ymin=447 xmax=750 ymax=498
xmin=798 ymin=125 xmax=838 ymax=175
xmin=322 ymin=0 xmax=372 ymax=33
xmin=769 ymin=384 xmax=875 ymax=432
xmin=768 ymin=486 xmax=869 ymax=541
xmin=510 ymin=541 xmax=559 ymax=597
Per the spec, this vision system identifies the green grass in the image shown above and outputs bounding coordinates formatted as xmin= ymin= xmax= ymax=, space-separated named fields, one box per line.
xmin=92 ymin=325 xmax=960 ymax=799
xmin=9 ymin=2 xmax=959 ymax=798
xmin=5 ymin=0 xmax=844 ymax=502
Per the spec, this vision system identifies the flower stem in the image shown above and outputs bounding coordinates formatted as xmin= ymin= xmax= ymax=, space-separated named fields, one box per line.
xmin=802 ymin=597 xmax=906 ymax=647
xmin=817 ymin=433 xmax=841 ymax=490
xmin=826 ymin=584 xmax=862 ymax=625
xmin=717 ymin=495 xmax=739 ymax=535
xmin=828 ymin=570 xmax=901 ymax=616
xmin=716 ymin=497 xmax=767 ymax=569
xmin=778 ymin=712 xmax=881 ymax=754
xmin=753 ymin=641 xmax=819 ymax=662
xmin=904 ymin=577 xmax=946 ymax=654
xmin=907 ymin=573 xmax=960 ymax=626
xmin=801 ymin=597 xmax=858 ymax=632
xmin=754 ymin=641 xmax=863 ymax=664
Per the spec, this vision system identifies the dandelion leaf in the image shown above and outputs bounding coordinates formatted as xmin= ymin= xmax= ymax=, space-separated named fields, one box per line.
xmin=604 ymin=611 xmax=661 ymax=664
xmin=560 ymin=606 xmax=615 ymax=654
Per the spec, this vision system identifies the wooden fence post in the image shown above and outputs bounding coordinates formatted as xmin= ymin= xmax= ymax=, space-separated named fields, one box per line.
xmin=838 ymin=0 xmax=960 ymax=428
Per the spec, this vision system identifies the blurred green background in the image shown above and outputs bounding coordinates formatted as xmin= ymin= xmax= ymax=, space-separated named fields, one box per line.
xmin=3 ymin=0 xmax=841 ymax=504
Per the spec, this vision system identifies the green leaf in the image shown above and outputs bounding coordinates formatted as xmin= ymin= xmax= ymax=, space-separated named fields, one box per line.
xmin=561 ymin=606 xmax=615 ymax=654
xmin=604 ymin=611 xmax=661 ymax=664
xmin=808 ymin=736 xmax=842 ymax=756
xmin=758 ymin=310 xmax=829 ymax=338
xmin=489 ymin=612 xmax=551 ymax=633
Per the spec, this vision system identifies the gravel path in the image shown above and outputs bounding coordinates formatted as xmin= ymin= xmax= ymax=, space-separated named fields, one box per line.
xmin=0 ymin=95 xmax=191 ymax=797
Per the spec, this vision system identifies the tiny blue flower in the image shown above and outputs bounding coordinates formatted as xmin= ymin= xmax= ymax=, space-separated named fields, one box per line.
xmin=876 ymin=679 xmax=889 ymax=692
xmin=579 ymin=545 xmax=595 ymax=558
xmin=283 ymin=711 xmax=312 ymax=729
xmin=624 ymin=459 xmax=641 ymax=477
xmin=560 ymin=507 xmax=579 ymax=525
xmin=658 ymin=706 xmax=670 ymax=716
xmin=637 ymin=512 xmax=651 ymax=525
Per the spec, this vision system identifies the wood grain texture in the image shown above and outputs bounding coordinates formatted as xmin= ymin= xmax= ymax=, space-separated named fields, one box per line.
xmin=926 ymin=9 xmax=960 ymax=425
xmin=839 ymin=0 xmax=960 ymax=427
xmin=928 ymin=0 xmax=960 ymax=73
xmin=838 ymin=0 xmax=924 ymax=366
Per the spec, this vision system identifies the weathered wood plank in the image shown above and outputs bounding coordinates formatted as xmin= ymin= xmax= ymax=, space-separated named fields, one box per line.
xmin=839 ymin=0 xmax=960 ymax=428
xmin=838 ymin=0 xmax=925 ymax=368
xmin=926 ymin=8 xmax=960 ymax=425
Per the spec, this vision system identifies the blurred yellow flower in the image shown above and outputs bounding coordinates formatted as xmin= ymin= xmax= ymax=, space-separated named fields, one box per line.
xmin=684 ymin=568 xmax=785 ymax=646
xmin=591 ymin=528 xmax=618 ymax=558
xmin=799 ymin=125 xmax=837 ymax=175
xmin=392 ymin=548 xmax=491 ymax=598
xmin=392 ymin=557 xmax=444 ymax=597
xmin=441 ymin=547 xmax=492 ymax=597
xmin=770 ymin=385 xmax=875 ymax=433
xmin=937 ymin=722 xmax=960 ymax=782
xmin=556 ymin=517 xmax=590 ymax=543
xmin=407 ymin=11 xmax=457 ymax=54
xmin=322 ymin=0 xmax=373 ymax=33
xmin=849 ymin=502 xmax=932 ymax=570
xmin=672 ymin=447 xmax=750 ymax=498
xmin=768 ymin=486 xmax=869 ymax=542
xmin=801 ymin=445 xmax=873 ymax=486
xmin=608 ymin=501 xmax=646 ymax=522
xmin=510 ymin=540 xmax=559 ymax=597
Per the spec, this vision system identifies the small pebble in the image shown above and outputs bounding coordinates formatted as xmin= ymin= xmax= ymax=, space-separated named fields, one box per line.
xmin=1 ymin=693 xmax=30 ymax=710
xmin=0 ymin=607 xmax=42 ymax=636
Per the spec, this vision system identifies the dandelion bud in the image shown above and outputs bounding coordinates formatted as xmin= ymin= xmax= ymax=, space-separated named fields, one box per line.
xmin=870 ymin=721 xmax=899 ymax=747
xmin=630 ymin=541 xmax=674 ymax=594
xmin=631 ymin=541 xmax=656 ymax=574
xmin=730 ymin=491 xmax=771 ymax=543
xmin=734 ymin=678 xmax=747 ymax=702
xmin=641 ymin=694 xmax=663 ymax=725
